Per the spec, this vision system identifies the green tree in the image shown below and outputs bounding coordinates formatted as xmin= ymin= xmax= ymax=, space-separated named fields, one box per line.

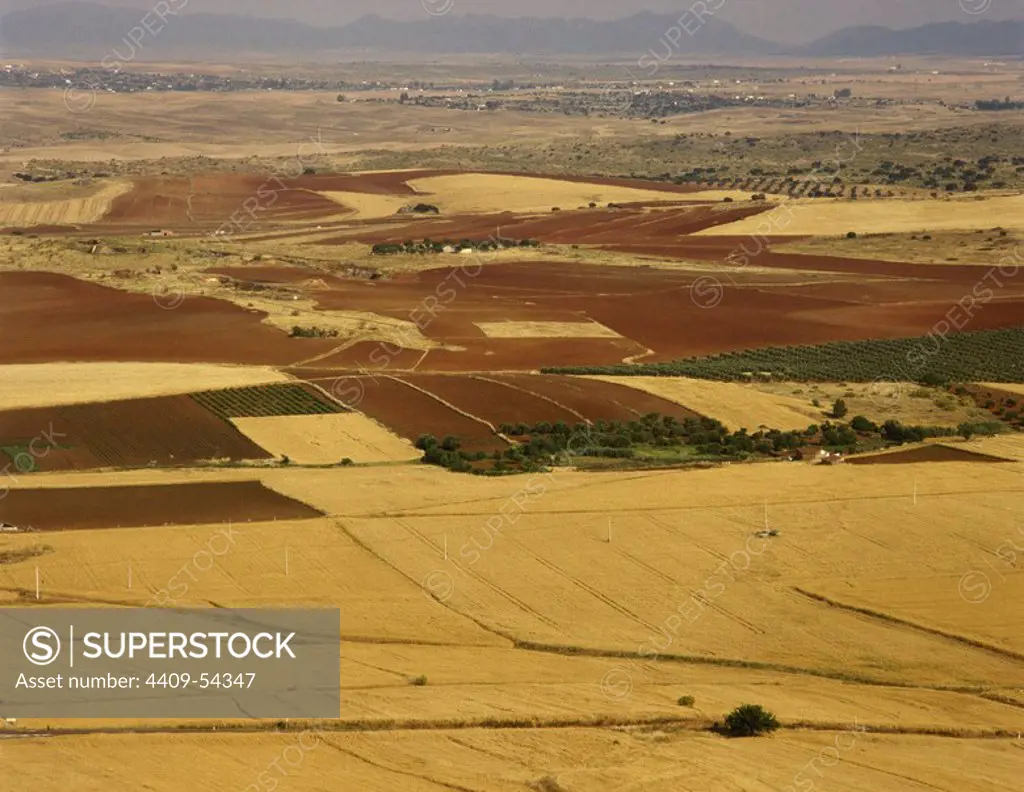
xmin=723 ymin=704 xmax=780 ymax=737
xmin=832 ymin=398 xmax=849 ymax=419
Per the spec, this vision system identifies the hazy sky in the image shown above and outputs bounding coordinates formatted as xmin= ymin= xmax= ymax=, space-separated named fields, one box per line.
xmin=2 ymin=0 xmax=1023 ymax=42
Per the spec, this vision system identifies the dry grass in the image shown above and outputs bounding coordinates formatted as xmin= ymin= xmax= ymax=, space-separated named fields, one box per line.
xmin=587 ymin=376 xmax=819 ymax=430
xmin=752 ymin=381 xmax=989 ymax=428
xmin=317 ymin=191 xmax=414 ymax=219
xmin=0 ymin=363 xmax=289 ymax=409
xmin=774 ymin=229 xmax=1023 ymax=266
xmin=0 ymin=179 xmax=132 ymax=226
xmin=584 ymin=377 xmax=988 ymax=430
xmin=696 ymin=194 xmax=1024 ymax=237
xmin=477 ymin=321 xmax=621 ymax=339
xmin=231 ymin=413 xmax=420 ymax=464
xmin=405 ymin=174 xmax=686 ymax=214
xmin=5 ymin=726 xmax=1023 ymax=791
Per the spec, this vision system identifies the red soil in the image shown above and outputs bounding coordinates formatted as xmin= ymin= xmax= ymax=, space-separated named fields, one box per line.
xmin=398 ymin=374 xmax=582 ymax=427
xmin=0 ymin=272 xmax=336 ymax=365
xmin=0 ymin=395 xmax=272 ymax=473
xmin=846 ymin=445 xmax=1012 ymax=465
xmin=288 ymin=372 xmax=704 ymax=445
xmin=0 ymin=481 xmax=322 ymax=532
xmin=301 ymin=374 xmax=504 ymax=452
xmin=100 ymin=174 xmax=350 ymax=233
xmin=489 ymin=374 xmax=704 ymax=422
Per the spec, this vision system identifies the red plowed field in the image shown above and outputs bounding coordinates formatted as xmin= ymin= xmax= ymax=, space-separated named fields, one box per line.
xmin=0 ymin=272 xmax=336 ymax=365
xmin=847 ymin=445 xmax=1012 ymax=465
xmin=100 ymin=174 xmax=350 ymax=232
xmin=0 ymin=481 xmax=322 ymax=531
xmin=489 ymin=374 xmax=704 ymax=422
xmin=399 ymin=374 xmax=582 ymax=427
xmin=300 ymin=375 xmax=505 ymax=452
xmin=0 ymin=395 xmax=272 ymax=472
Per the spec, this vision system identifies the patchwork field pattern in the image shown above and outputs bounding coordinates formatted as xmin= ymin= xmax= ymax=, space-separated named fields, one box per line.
xmin=0 ymin=394 xmax=272 ymax=472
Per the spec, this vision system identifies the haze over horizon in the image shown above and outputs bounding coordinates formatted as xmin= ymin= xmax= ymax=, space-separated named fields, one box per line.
xmin=1 ymin=0 xmax=1023 ymax=43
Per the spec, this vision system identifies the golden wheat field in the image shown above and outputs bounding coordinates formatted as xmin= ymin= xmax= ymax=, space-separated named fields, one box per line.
xmin=0 ymin=363 xmax=289 ymax=410
xmin=696 ymin=194 xmax=1024 ymax=236
xmin=230 ymin=414 xmax=420 ymax=464
xmin=4 ymin=730 xmax=1022 ymax=792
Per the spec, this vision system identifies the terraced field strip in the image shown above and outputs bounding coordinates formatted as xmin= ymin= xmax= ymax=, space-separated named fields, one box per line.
xmin=191 ymin=383 xmax=347 ymax=419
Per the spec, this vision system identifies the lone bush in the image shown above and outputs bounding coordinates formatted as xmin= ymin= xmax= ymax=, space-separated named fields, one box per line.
xmin=678 ymin=695 xmax=695 ymax=707
xmin=723 ymin=704 xmax=780 ymax=737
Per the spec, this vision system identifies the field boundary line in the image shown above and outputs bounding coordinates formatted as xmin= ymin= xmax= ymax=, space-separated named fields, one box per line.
xmin=792 ymin=587 xmax=1024 ymax=664
xmin=330 ymin=519 xmax=516 ymax=646
xmin=8 ymin=716 xmax=1021 ymax=740
xmin=470 ymin=374 xmax=590 ymax=424
xmin=389 ymin=375 xmax=512 ymax=444
xmin=509 ymin=638 xmax=1011 ymax=692
xmin=318 ymin=737 xmax=481 ymax=792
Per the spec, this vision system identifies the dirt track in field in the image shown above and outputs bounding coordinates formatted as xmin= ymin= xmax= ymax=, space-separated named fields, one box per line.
xmin=0 ymin=481 xmax=321 ymax=531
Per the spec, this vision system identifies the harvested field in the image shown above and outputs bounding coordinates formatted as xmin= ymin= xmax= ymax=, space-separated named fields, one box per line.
xmin=846 ymin=444 xmax=1013 ymax=465
xmin=231 ymin=413 xmax=419 ymax=464
xmin=191 ymin=383 xmax=345 ymax=419
xmin=980 ymin=382 xmax=1024 ymax=397
xmin=399 ymin=173 xmax=706 ymax=214
xmin=0 ymin=481 xmax=321 ymax=531
xmin=5 ymin=731 xmax=1023 ymax=792
xmin=475 ymin=320 xmax=621 ymax=339
xmin=0 ymin=271 xmax=338 ymax=365
xmin=0 ymin=363 xmax=288 ymax=410
xmin=695 ymin=194 xmax=1024 ymax=236
xmin=0 ymin=394 xmax=272 ymax=472
xmin=586 ymin=375 xmax=820 ymax=430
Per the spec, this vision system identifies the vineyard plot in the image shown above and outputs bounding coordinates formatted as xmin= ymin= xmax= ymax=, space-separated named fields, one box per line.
xmin=191 ymin=383 xmax=347 ymax=418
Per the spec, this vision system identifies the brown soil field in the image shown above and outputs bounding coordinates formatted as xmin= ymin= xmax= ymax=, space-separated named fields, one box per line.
xmin=98 ymin=174 xmax=351 ymax=233
xmin=0 ymin=272 xmax=337 ymax=365
xmin=0 ymin=394 xmax=272 ymax=472
xmin=0 ymin=480 xmax=321 ymax=531
xmin=290 ymin=373 xmax=704 ymax=442
xmin=846 ymin=444 xmax=1014 ymax=465
xmin=283 ymin=256 xmax=1024 ymax=365
xmin=399 ymin=374 xmax=584 ymax=428
xmin=299 ymin=374 xmax=506 ymax=452
xmin=490 ymin=373 xmax=706 ymax=422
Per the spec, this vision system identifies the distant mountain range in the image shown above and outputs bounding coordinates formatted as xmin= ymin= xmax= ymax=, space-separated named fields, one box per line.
xmin=0 ymin=4 xmax=1021 ymax=58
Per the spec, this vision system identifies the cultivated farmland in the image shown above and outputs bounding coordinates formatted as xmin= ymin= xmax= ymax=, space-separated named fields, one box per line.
xmin=191 ymin=383 xmax=345 ymax=418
